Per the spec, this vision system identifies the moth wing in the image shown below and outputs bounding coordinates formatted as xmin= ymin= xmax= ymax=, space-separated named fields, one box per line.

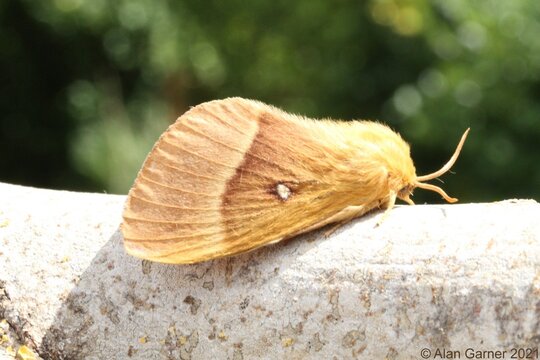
xmin=121 ymin=98 xmax=381 ymax=263
xmin=122 ymin=98 xmax=259 ymax=263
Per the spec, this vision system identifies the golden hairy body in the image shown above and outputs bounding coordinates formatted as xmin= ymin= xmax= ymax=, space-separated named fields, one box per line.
xmin=121 ymin=98 xmax=468 ymax=264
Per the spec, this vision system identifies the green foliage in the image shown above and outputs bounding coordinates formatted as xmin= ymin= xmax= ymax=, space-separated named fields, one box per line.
xmin=1 ymin=0 xmax=539 ymax=201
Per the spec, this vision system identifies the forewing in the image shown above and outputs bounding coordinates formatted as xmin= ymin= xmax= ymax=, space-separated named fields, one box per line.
xmin=122 ymin=98 xmax=343 ymax=263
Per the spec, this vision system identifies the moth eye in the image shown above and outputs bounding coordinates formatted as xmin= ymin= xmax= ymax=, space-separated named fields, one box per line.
xmin=398 ymin=185 xmax=412 ymax=197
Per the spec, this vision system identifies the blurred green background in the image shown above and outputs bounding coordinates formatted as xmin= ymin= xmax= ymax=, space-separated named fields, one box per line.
xmin=1 ymin=0 xmax=539 ymax=204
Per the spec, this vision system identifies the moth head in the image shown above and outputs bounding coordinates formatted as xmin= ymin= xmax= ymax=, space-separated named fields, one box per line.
xmin=398 ymin=128 xmax=470 ymax=205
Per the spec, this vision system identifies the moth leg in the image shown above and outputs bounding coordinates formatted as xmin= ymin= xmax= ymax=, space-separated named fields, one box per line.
xmin=375 ymin=191 xmax=397 ymax=227
xmin=323 ymin=205 xmax=368 ymax=237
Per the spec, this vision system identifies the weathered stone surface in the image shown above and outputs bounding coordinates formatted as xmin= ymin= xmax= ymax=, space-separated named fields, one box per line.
xmin=0 ymin=182 xmax=539 ymax=359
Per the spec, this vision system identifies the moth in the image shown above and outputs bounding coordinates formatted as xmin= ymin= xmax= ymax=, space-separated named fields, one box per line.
xmin=121 ymin=97 xmax=469 ymax=264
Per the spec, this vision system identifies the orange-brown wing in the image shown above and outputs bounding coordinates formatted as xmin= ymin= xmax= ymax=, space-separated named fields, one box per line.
xmin=121 ymin=98 xmax=352 ymax=264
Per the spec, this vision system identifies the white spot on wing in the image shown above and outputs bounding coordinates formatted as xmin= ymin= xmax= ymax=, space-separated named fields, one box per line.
xmin=276 ymin=183 xmax=291 ymax=200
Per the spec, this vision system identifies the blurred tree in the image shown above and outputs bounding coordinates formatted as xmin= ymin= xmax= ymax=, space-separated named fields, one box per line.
xmin=0 ymin=0 xmax=538 ymax=202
